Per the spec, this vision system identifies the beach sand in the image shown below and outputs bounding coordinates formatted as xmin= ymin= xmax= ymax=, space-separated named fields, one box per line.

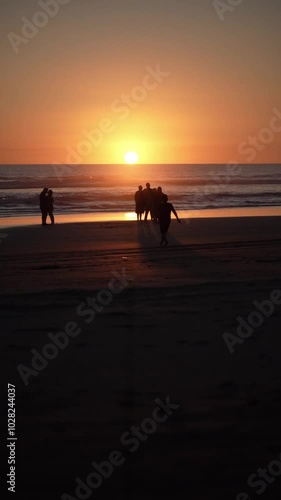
xmin=2 ymin=216 xmax=281 ymax=499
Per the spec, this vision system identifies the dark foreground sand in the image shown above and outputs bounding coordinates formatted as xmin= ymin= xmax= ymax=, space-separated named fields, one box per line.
xmin=2 ymin=217 xmax=281 ymax=499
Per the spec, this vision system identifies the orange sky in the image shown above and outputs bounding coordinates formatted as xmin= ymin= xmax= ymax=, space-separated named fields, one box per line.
xmin=1 ymin=0 xmax=281 ymax=164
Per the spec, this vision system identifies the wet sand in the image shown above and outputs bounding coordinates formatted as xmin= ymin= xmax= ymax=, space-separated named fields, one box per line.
xmin=1 ymin=205 xmax=281 ymax=229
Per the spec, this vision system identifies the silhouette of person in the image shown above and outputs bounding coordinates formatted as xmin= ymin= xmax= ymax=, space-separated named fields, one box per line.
xmin=135 ymin=185 xmax=145 ymax=221
xmin=159 ymin=194 xmax=181 ymax=246
xmin=151 ymin=188 xmax=158 ymax=222
xmin=39 ymin=188 xmax=48 ymax=225
xmin=46 ymin=190 xmax=55 ymax=225
xmin=155 ymin=186 xmax=165 ymax=221
xmin=143 ymin=182 xmax=154 ymax=221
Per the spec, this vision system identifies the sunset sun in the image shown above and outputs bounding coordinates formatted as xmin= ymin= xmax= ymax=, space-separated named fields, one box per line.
xmin=124 ymin=151 xmax=139 ymax=164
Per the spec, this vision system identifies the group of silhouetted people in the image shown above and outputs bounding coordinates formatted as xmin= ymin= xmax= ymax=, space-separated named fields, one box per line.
xmin=135 ymin=183 xmax=163 ymax=222
xmin=39 ymin=183 xmax=180 ymax=245
xmin=135 ymin=183 xmax=181 ymax=246
xmin=40 ymin=188 xmax=55 ymax=226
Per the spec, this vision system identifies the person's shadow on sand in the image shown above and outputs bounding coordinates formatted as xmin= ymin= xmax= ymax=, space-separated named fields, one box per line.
xmin=137 ymin=217 xmax=183 ymax=248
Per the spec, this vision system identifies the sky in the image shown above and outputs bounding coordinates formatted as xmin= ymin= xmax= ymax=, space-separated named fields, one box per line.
xmin=1 ymin=0 xmax=281 ymax=164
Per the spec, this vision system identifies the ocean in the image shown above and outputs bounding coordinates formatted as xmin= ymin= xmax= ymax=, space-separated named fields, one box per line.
xmin=0 ymin=164 xmax=281 ymax=218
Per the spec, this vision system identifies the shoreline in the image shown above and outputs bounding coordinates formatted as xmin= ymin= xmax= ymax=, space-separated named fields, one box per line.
xmin=1 ymin=214 xmax=281 ymax=263
xmin=1 ymin=206 xmax=281 ymax=229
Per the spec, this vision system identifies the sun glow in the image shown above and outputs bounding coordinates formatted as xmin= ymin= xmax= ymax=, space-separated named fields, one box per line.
xmin=124 ymin=151 xmax=139 ymax=164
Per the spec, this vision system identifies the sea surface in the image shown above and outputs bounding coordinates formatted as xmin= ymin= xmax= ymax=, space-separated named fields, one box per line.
xmin=0 ymin=164 xmax=280 ymax=217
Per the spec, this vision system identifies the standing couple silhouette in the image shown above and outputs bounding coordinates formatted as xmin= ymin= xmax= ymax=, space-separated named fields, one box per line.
xmin=40 ymin=188 xmax=55 ymax=226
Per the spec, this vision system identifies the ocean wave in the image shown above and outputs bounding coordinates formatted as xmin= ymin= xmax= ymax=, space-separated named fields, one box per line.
xmin=1 ymin=190 xmax=281 ymax=217
xmin=1 ymin=164 xmax=281 ymax=217
xmin=1 ymin=176 xmax=281 ymax=190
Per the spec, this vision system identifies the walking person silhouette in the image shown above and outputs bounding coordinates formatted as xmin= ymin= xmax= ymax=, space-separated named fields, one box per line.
xmin=159 ymin=194 xmax=181 ymax=246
